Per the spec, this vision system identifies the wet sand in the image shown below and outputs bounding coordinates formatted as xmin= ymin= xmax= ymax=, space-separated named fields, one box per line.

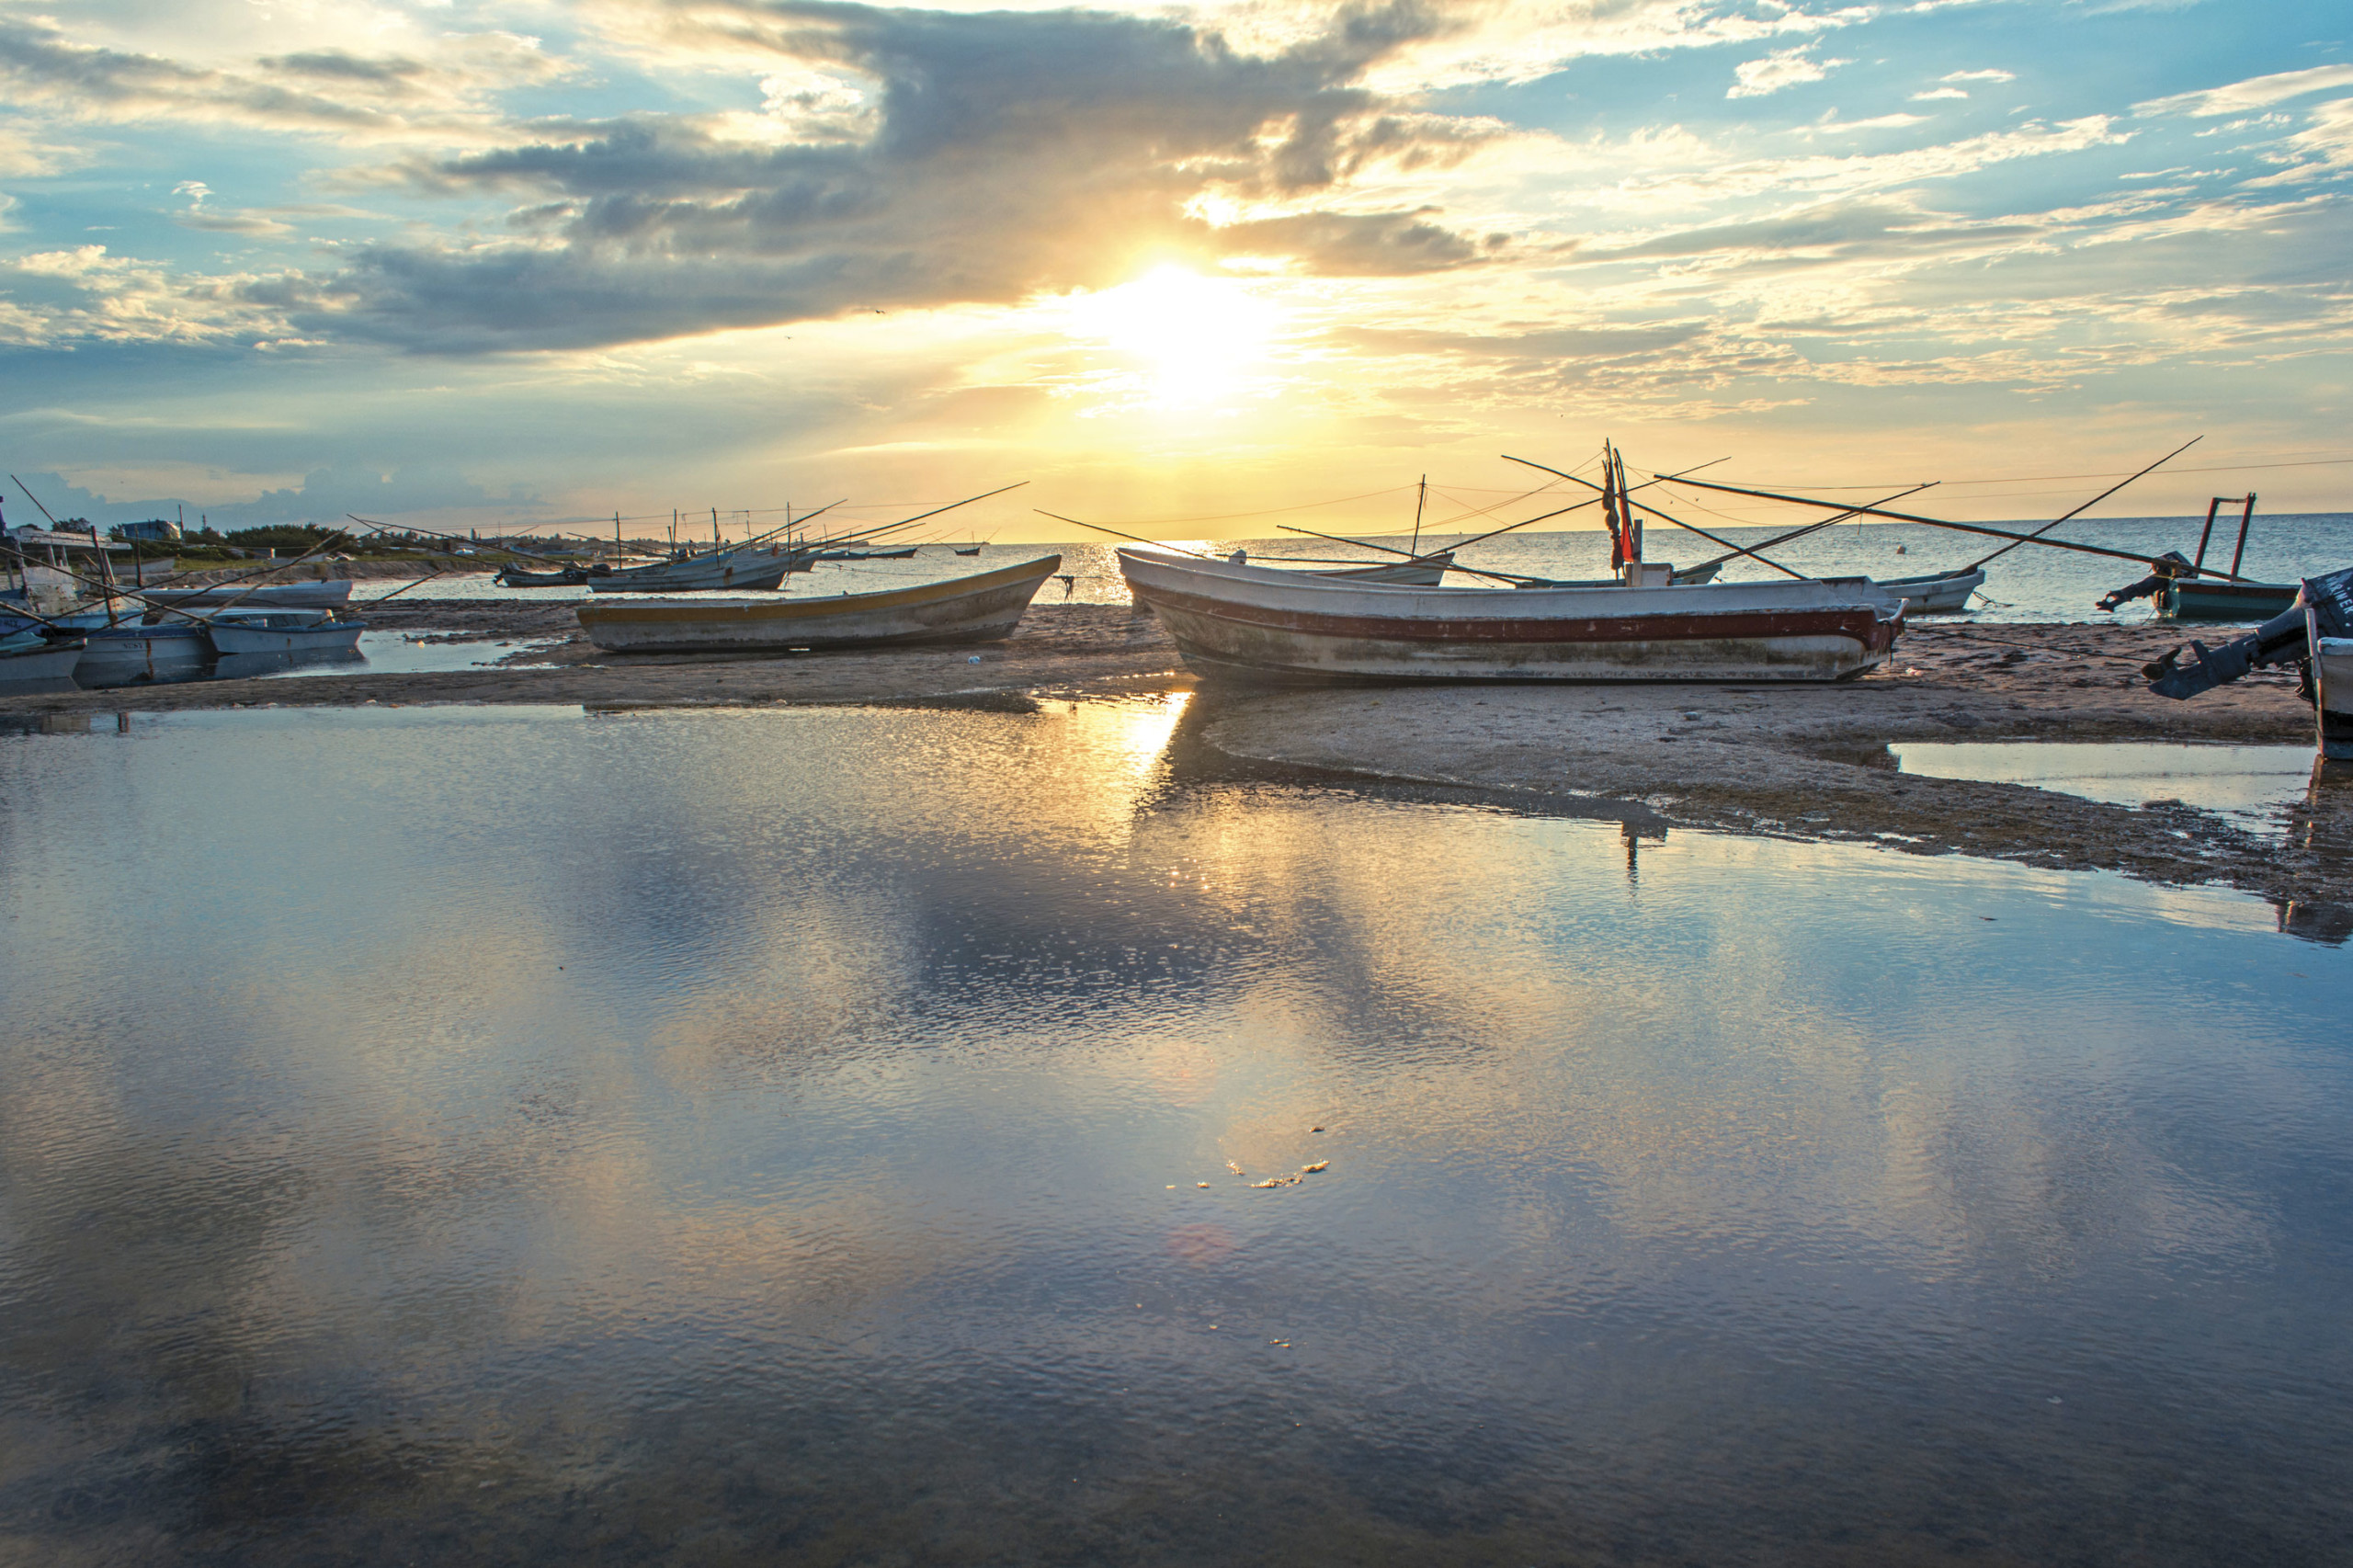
xmin=4 ymin=601 xmax=2343 ymax=922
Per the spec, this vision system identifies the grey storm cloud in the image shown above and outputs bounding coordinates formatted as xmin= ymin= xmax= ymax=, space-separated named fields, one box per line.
xmin=301 ymin=0 xmax=1504 ymax=352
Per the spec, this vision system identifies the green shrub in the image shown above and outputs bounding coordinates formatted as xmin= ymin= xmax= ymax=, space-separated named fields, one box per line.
xmin=221 ymin=523 xmax=346 ymax=552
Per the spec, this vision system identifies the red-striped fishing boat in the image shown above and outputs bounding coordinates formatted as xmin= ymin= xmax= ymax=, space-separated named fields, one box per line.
xmin=1118 ymin=549 xmax=1902 ymax=685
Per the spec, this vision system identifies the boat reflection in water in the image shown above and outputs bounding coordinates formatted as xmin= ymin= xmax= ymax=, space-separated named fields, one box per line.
xmin=1 ymin=698 xmax=2349 ymax=1566
xmin=212 ymin=645 xmax=369 ymax=681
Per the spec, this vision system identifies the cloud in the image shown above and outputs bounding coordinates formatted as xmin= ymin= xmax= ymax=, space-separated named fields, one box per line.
xmin=1810 ymin=111 xmax=1930 ymax=132
xmin=0 ymin=245 xmax=303 ymax=347
xmin=1941 ymin=69 xmax=2015 ymax=84
xmin=1574 ymin=198 xmax=2034 ymax=265
xmin=0 ymin=16 xmax=574 ymax=142
xmin=1909 ymin=87 xmax=1967 ymax=101
xmin=290 ymin=0 xmax=1501 ymax=352
xmin=0 ymin=124 xmax=83 ymax=178
xmin=1728 ymin=45 xmax=1848 ymax=99
xmin=2135 ymin=64 xmax=2353 ymax=119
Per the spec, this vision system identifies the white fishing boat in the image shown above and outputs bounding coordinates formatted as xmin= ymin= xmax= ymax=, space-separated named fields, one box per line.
xmin=1876 ymin=568 xmax=1984 ymax=614
xmin=1117 ymin=549 xmax=1902 ymax=684
xmin=73 ymin=622 xmax=212 ymax=686
xmin=142 ymin=579 xmax=355 ymax=609
xmin=585 ymin=547 xmax=795 ymax=594
xmin=575 ymin=555 xmax=1063 ymax=653
xmin=201 ymin=608 xmax=367 ymax=656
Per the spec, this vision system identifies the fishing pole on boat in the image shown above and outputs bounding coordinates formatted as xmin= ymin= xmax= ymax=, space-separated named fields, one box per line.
xmin=1656 ymin=475 xmax=2262 ymax=579
xmin=1474 ymin=456 xmax=1730 ymax=555
xmin=812 ymin=483 xmax=1029 ymax=553
xmin=1674 ymin=483 xmax=1941 ymax=573
xmin=1620 ymin=494 xmax=1809 ymax=579
xmin=1271 ymin=522 xmax=1536 ymax=585
xmin=1964 ymin=436 xmax=2201 ymax=571
xmin=364 ymin=569 xmax=447 ymax=606
xmin=1505 ymin=449 xmax=1811 ymax=577
xmin=1036 ymin=510 xmax=1220 ymax=558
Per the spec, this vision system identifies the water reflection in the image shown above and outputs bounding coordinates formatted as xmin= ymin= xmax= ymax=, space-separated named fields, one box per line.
xmin=1 ymin=702 xmax=2348 ymax=1564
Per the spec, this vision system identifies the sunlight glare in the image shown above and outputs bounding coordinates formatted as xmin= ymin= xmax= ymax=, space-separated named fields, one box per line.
xmin=1067 ymin=266 xmax=1277 ymax=406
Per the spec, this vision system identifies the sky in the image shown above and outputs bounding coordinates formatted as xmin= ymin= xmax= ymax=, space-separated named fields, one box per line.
xmin=0 ymin=0 xmax=2347 ymax=542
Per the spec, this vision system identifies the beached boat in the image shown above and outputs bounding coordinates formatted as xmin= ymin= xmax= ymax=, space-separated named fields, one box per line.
xmin=1117 ymin=549 xmax=1903 ymax=684
xmin=202 ymin=609 xmax=368 ymax=656
xmin=496 ymin=562 xmax=590 ymax=587
xmin=144 ymin=580 xmax=354 ymax=610
xmin=74 ymin=622 xmax=211 ymax=686
xmin=575 ymin=556 xmax=1064 ymax=653
xmin=2163 ymin=577 xmax=2302 ymax=622
xmin=587 ymin=548 xmax=795 ymax=594
xmin=1877 ymin=568 xmax=1984 ymax=614
xmin=0 ymin=631 xmax=85 ymax=686
xmin=2313 ymin=597 xmax=2353 ymax=761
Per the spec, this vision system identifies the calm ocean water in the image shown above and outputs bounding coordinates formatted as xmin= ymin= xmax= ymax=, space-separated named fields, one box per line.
xmin=3 ymin=701 xmax=2349 ymax=1563
xmin=359 ymin=514 xmax=2353 ymax=626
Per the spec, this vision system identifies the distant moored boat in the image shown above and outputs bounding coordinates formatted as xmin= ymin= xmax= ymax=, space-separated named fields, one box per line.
xmin=575 ymin=556 xmax=1063 ymax=653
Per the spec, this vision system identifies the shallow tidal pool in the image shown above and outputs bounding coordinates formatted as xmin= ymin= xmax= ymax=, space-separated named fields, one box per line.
xmin=3 ymin=699 xmax=2349 ymax=1565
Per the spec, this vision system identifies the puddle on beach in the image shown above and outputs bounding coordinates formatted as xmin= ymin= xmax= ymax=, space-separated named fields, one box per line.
xmin=3 ymin=699 xmax=2349 ymax=1566
xmin=244 ymin=630 xmax=567 ymax=678
xmin=1891 ymin=740 xmax=2318 ymax=834
xmin=0 ymin=631 xmax=565 ymax=695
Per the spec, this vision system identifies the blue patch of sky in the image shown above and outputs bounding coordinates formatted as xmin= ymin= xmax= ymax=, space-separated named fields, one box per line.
xmin=1427 ymin=3 xmax=2329 ymax=145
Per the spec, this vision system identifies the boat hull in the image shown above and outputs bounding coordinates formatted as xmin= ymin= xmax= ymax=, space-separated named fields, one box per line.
xmin=73 ymin=626 xmax=212 ymax=687
xmin=1877 ymin=568 xmax=1984 ymax=613
xmin=575 ymin=557 xmax=1063 ymax=653
xmin=587 ymin=551 xmax=793 ymax=593
xmin=2313 ymin=614 xmax=2353 ymax=762
xmin=2163 ymin=578 xmax=2301 ymax=621
xmin=145 ymin=581 xmax=354 ymax=609
xmin=206 ymin=620 xmax=367 ymax=655
xmin=0 ymin=638 xmax=86 ymax=687
xmin=1120 ymin=551 xmax=1901 ymax=685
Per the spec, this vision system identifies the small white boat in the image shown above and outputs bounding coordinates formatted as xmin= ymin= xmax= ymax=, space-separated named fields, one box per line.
xmin=1875 ymin=568 xmax=1984 ymax=614
xmin=202 ymin=609 xmax=367 ymax=656
xmin=73 ymin=623 xmax=212 ymax=687
xmin=143 ymin=580 xmax=355 ymax=610
xmin=1118 ymin=549 xmax=1903 ymax=684
xmin=576 ymin=555 xmax=1063 ymax=653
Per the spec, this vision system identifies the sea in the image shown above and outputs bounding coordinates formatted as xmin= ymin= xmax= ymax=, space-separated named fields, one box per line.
xmin=3 ymin=700 xmax=2349 ymax=1564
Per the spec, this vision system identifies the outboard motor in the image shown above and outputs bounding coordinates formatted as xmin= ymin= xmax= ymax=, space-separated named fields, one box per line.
xmin=2145 ymin=565 xmax=2353 ymax=699
xmin=2097 ymin=551 xmax=2195 ymax=613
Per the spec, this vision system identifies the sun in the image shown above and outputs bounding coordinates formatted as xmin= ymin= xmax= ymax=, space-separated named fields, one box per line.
xmin=1065 ymin=265 xmax=1277 ymax=405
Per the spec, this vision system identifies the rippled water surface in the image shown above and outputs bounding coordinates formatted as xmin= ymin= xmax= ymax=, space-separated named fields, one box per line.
xmin=3 ymin=701 xmax=2350 ymax=1566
